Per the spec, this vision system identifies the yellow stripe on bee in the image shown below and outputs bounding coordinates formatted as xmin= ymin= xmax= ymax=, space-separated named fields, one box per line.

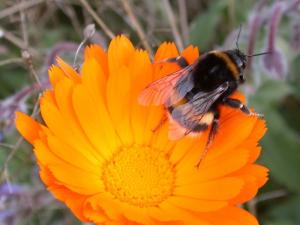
xmin=211 ymin=51 xmax=239 ymax=79
xmin=197 ymin=112 xmax=214 ymax=125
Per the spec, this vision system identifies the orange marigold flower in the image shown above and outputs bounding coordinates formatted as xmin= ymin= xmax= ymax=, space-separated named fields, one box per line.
xmin=15 ymin=35 xmax=268 ymax=225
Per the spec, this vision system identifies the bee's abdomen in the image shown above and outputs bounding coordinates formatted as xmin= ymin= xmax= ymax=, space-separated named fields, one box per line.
xmin=167 ymin=99 xmax=214 ymax=132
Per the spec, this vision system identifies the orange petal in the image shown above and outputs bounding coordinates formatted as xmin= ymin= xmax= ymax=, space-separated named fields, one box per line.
xmin=174 ymin=177 xmax=244 ymax=200
xmin=173 ymin=134 xmax=207 ymax=175
xmin=210 ymin=112 xmax=257 ymax=156
xmin=15 ymin=112 xmax=42 ymax=144
xmin=153 ymin=42 xmax=179 ymax=81
xmin=40 ymin=95 xmax=101 ymax=163
xmin=47 ymin=182 xmax=88 ymax=221
xmin=154 ymin=42 xmax=179 ymax=62
xmin=40 ymin=164 xmax=88 ymax=222
xmin=230 ymin=174 xmax=259 ymax=205
xmin=41 ymin=90 xmax=57 ymax=106
xmin=56 ymin=57 xmax=81 ymax=83
xmin=106 ymin=65 xmax=133 ymax=145
xmin=230 ymin=165 xmax=269 ymax=204
xmin=118 ymin=202 xmax=155 ymax=225
xmin=72 ymin=84 xmax=119 ymax=159
xmin=83 ymin=202 xmax=109 ymax=224
xmin=34 ymin=140 xmax=105 ymax=195
xmin=169 ymin=137 xmax=198 ymax=165
xmin=243 ymin=144 xmax=261 ymax=164
xmin=150 ymin=122 xmax=174 ymax=153
xmin=128 ymin=49 xmax=153 ymax=144
xmin=86 ymin=193 xmax=123 ymax=221
xmin=176 ymin=147 xmax=249 ymax=185
xmin=235 ymin=164 xmax=269 ymax=187
xmin=247 ymin=118 xmax=267 ymax=142
xmin=48 ymin=65 xmax=66 ymax=87
xmin=84 ymin=44 xmax=108 ymax=78
xmin=81 ymin=58 xmax=106 ymax=103
xmin=52 ymin=79 xmax=107 ymax=163
xmin=147 ymin=206 xmax=178 ymax=222
xmin=53 ymin=77 xmax=78 ymax=128
xmin=108 ymin=35 xmax=135 ymax=76
xmin=143 ymin=105 xmax=165 ymax=146
xmin=47 ymin=135 xmax=101 ymax=172
xmin=159 ymin=201 xmax=211 ymax=225
xmin=202 ymin=207 xmax=259 ymax=225
xmin=181 ymin=45 xmax=199 ymax=64
xmin=168 ymin=196 xmax=227 ymax=212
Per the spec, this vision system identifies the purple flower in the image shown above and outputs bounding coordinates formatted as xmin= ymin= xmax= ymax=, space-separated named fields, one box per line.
xmin=261 ymin=1 xmax=288 ymax=79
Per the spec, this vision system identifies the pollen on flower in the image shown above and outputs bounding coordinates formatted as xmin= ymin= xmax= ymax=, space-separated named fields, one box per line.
xmin=101 ymin=145 xmax=175 ymax=207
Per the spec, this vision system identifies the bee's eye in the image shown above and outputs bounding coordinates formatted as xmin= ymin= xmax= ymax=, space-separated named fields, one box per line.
xmin=242 ymin=62 xmax=246 ymax=69
xmin=237 ymin=60 xmax=243 ymax=68
xmin=239 ymin=75 xmax=245 ymax=83
xmin=236 ymin=58 xmax=246 ymax=70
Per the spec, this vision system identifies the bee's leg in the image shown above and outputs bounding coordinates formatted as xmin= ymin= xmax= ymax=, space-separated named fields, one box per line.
xmin=152 ymin=113 xmax=168 ymax=132
xmin=196 ymin=113 xmax=219 ymax=168
xmin=165 ymin=56 xmax=189 ymax=69
xmin=222 ymin=98 xmax=264 ymax=118
xmin=156 ymin=56 xmax=189 ymax=69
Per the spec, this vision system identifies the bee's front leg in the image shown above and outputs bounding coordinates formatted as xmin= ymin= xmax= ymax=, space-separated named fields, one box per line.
xmin=222 ymin=98 xmax=264 ymax=119
xmin=156 ymin=56 xmax=189 ymax=69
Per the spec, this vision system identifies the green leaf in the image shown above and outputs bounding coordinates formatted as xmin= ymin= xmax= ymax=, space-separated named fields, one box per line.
xmin=264 ymin=195 xmax=300 ymax=225
xmin=249 ymin=80 xmax=293 ymax=110
xmin=260 ymin=110 xmax=300 ymax=192
xmin=264 ymin=221 xmax=296 ymax=225
xmin=189 ymin=1 xmax=227 ymax=49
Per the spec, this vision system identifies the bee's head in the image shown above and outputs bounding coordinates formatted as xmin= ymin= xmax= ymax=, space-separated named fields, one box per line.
xmin=227 ymin=49 xmax=247 ymax=83
xmin=235 ymin=49 xmax=247 ymax=83
xmin=234 ymin=49 xmax=247 ymax=70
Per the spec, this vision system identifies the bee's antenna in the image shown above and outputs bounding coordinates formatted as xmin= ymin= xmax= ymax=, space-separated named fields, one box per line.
xmin=246 ymin=51 xmax=272 ymax=57
xmin=236 ymin=24 xmax=242 ymax=50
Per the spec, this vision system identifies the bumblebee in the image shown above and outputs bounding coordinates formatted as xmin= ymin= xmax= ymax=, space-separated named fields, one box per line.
xmin=139 ymin=48 xmax=263 ymax=166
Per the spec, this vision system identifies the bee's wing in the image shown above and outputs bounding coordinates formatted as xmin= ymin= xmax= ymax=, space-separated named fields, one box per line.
xmin=169 ymin=82 xmax=229 ymax=139
xmin=138 ymin=64 xmax=195 ymax=106
xmin=190 ymin=82 xmax=229 ymax=114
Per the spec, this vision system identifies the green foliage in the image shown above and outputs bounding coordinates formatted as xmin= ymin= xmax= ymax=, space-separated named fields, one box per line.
xmin=262 ymin=195 xmax=300 ymax=225
xmin=189 ymin=0 xmax=227 ymax=49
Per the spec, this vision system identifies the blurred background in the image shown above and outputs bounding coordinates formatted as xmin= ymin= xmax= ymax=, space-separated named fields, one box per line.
xmin=0 ymin=0 xmax=300 ymax=224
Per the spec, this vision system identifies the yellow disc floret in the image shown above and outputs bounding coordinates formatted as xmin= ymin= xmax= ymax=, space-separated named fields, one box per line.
xmin=102 ymin=145 xmax=175 ymax=207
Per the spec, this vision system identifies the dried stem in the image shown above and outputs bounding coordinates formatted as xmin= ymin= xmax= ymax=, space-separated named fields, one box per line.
xmin=79 ymin=0 xmax=115 ymax=39
xmin=19 ymin=0 xmax=41 ymax=87
xmin=56 ymin=1 xmax=82 ymax=37
xmin=0 ymin=143 xmax=15 ymax=149
xmin=0 ymin=26 xmax=38 ymax=55
xmin=22 ymin=50 xmax=42 ymax=87
xmin=0 ymin=0 xmax=46 ymax=20
xmin=161 ymin=0 xmax=184 ymax=51
xmin=178 ymin=0 xmax=189 ymax=44
xmin=0 ymin=137 xmax=24 ymax=177
xmin=247 ymin=189 xmax=288 ymax=216
xmin=120 ymin=0 xmax=153 ymax=55
xmin=19 ymin=0 xmax=29 ymax=47
xmin=254 ymin=189 xmax=288 ymax=203
xmin=0 ymin=58 xmax=23 ymax=67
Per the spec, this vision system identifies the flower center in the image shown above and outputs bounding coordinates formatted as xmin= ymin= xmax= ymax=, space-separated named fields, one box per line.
xmin=102 ymin=145 xmax=175 ymax=207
